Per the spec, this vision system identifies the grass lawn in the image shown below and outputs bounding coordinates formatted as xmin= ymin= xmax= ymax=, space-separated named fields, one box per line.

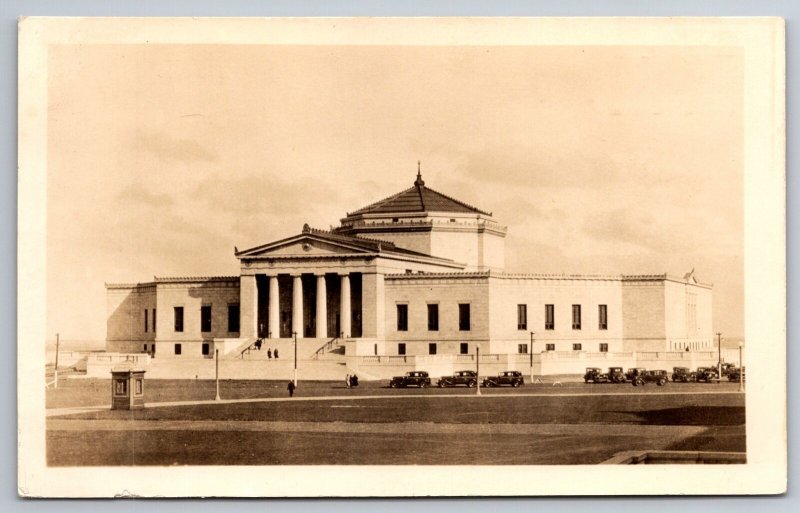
xmin=47 ymin=381 xmax=745 ymax=466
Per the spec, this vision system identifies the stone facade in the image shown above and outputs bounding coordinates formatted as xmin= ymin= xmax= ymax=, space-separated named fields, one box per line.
xmin=105 ymin=171 xmax=714 ymax=360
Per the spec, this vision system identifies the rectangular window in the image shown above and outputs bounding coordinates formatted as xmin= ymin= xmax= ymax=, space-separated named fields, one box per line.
xmin=428 ymin=343 xmax=437 ymax=355
xmin=546 ymin=343 xmax=555 ymax=351
xmin=174 ymin=343 xmax=182 ymax=355
xmin=573 ymin=343 xmax=582 ymax=351
xmin=114 ymin=379 xmax=127 ymax=396
xmin=599 ymin=343 xmax=609 ymax=353
xmin=545 ymin=304 xmax=555 ymax=330
xmin=598 ymin=304 xmax=608 ymax=330
xmin=398 ymin=343 xmax=406 ymax=355
xmin=228 ymin=304 xmax=240 ymax=333
xmin=427 ymin=304 xmax=439 ymax=331
xmin=174 ymin=307 xmax=184 ymax=332
xmin=152 ymin=309 xmax=156 ymax=332
xmin=201 ymin=305 xmax=212 ymax=332
xmin=143 ymin=344 xmax=147 ymax=352
xmin=518 ymin=343 xmax=529 ymax=354
xmin=202 ymin=343 xmax=210 ymax=356
xmin=517 ymin=304 xmax=527 ymax=330
xmin=572 ymin=305 xmax=582 ymax=330
xmin=144 ymin=309 xmax=148 ymax=332
xmin=460 ymin=342 xmax=469 ymax=354
xmin=459 ymin=304 xmax=470 ymax=331
xmin=396 ymin=304 xmax=408 ymax=331
xmin=135 ymin=379 xmax=143 ymax=395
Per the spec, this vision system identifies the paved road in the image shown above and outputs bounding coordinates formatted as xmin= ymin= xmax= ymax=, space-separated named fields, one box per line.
xmin=46 ymin=389 xmax=743 ymax=418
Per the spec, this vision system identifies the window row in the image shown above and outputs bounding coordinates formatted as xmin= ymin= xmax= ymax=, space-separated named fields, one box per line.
xmin=517 ymin=342 xmax=609 ymax=353
xmin=517 ymin=304 xmax=607 ymax=331
xmin=397 ymin=341 xmax=474 ymax=355
xmin=170 ymin=342 xmax=215 ymax=356
xmin=169 ymin=304 xmax=240 ymax=333
xmin=396 ymin=303 xmax=470 ymax=332
xmin=393 ymin=341 xmax=611 ymax=355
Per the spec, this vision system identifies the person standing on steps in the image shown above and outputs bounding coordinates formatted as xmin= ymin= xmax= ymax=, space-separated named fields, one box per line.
xmin=267 ymin=348 xmax=272 ymax=359
xmin=274 ymin=348 xmax=279 ymax=359
xmin=345 ymin=374 xmax=351 ymax=388
xmin=287 ymin=380 xmax=295 ymax=398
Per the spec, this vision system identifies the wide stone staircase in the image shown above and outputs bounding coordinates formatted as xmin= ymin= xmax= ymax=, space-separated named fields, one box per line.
xmin=163 ymin=336 xmax=350 ymax=381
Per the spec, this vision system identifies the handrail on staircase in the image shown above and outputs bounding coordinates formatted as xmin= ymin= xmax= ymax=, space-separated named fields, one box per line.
xmin=313 ymin=336 xmax=339 ymax=360
xmin=240 ymin=339 xmax=260 ymax=359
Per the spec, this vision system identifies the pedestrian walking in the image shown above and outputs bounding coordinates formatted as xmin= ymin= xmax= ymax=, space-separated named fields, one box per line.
xmin=345 ymin=374 xmax=351 ymax=388
xmin=287 ymin=380 xmax=295 ymax=398
xmin=274 ymin=348 xmax=279 ymax=359
xmin=267 ymin=348 xmax=272 ymax=359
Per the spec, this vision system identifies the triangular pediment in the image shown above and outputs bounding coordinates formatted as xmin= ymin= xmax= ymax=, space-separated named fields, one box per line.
xmin=236 ymin=234 xmax=376 ymax=259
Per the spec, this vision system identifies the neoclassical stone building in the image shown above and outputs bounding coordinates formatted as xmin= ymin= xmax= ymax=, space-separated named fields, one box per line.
xmin=106 ymin=169 xmax=713 ymax=361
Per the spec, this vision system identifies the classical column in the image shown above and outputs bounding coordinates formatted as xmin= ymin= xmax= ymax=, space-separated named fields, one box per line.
xmin=316 ymin=274 xmax=327 ymax=338
xmin=340 ymin=273 xmax=351 ymax=338
xmin=361 ymin=272 xmax=384 ymax=339
xmin=268 ymin=275 xmax=279 ymax=338
xmin=240 ymin=275 xmax=258 ymax=339
xmin=292 ymin=274 xmax=304 ymax=339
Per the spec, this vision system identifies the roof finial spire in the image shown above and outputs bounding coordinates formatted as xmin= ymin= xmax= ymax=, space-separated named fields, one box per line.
xmin=415 ymin=160 xmax=425 ymax=187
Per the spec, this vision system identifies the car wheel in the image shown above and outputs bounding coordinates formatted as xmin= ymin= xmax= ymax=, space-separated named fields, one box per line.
xmin=636 ymin=378 xmax=645 ymax=386
xmin=467 ymin=381 xmax=476 ymax=388
xmin=390 ymin=382 xmax=397 ymax=388
xmin=513 ymin=381 xmax=520 ymax=388
xmin=658 ymin=378 xmax=666 ymax=386
xmin=438 ymin=382 xmax=444 ymax=388
xmin=419 ymin=382 xmax=426 ymax=388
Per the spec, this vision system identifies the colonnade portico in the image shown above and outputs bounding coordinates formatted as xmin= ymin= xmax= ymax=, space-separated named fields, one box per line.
xmin=242 ymin=272 xmax=360 ymax=341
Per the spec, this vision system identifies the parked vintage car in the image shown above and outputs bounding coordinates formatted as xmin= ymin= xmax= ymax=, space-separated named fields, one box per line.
xmin=727 ymin=366 xmax=746 ymax=382
xmin=389 ymin=371 xmax=432 ymax=388
xmin=482 ymin=370 xmax=525 ymax=387
xmin=437 ymin=370 xmax=478 ymax=388
xmin=608 ymin=367 xmax=626 ymax=384
xmin=584 ymin=367 xmax=611 ymax=383
xmin=695 ymin=367 xmax=720 ymax=383
xmin=671 ymin=367 xmax=697 ymax=382
xmin=625 ymin=368 xmax=647 ymax=382
xmin=632 ymin=370 xmax=668 ymax=386
xmin=720 ymin=362 xmax=736 ymax=377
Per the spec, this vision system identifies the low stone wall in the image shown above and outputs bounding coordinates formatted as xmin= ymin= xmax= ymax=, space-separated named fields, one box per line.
xmin=78 ymin=348 xmax=739 ymax=381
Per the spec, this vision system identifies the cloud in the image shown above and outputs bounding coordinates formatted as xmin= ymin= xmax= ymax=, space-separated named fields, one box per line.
xmin=457 ymin=144 xmax=620 ymax=191
xmin=134 ymin=130 xmax=219 ymax=163
xmin=117 ymin=182 xmax=174 ymax=208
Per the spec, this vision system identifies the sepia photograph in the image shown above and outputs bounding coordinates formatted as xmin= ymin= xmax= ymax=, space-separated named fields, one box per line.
xmin=17 ymin=17 xmax=785 ymax=497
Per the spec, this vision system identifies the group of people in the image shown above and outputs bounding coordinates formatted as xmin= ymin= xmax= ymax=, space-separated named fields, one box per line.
xmin=253 ymin=339 xmax=279 ymax=359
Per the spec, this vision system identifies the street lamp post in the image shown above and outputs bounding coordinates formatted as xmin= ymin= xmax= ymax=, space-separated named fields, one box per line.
xmin=738 ymin=342 xmax=744 ymax=393
xmin=476 ymin=344 xmax=481 ymax=396
xmin=529 ymin=331 xmax=535 ymax=383
xmin=215 ymin=349 xmax=220 ymax=401
xmin=716 ymin=332 xmax=722 ymax=377
xmin=293 ymin=331 xmax=298 ymax=386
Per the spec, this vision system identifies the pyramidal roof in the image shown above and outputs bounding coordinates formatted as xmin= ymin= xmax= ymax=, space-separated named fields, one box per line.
xmin=347 ymin=165 xmax=491 ymax=217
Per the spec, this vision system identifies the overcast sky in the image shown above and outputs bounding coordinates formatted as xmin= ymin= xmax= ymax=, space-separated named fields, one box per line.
xmin=46 ymin=44 xmax=743 ymax=342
